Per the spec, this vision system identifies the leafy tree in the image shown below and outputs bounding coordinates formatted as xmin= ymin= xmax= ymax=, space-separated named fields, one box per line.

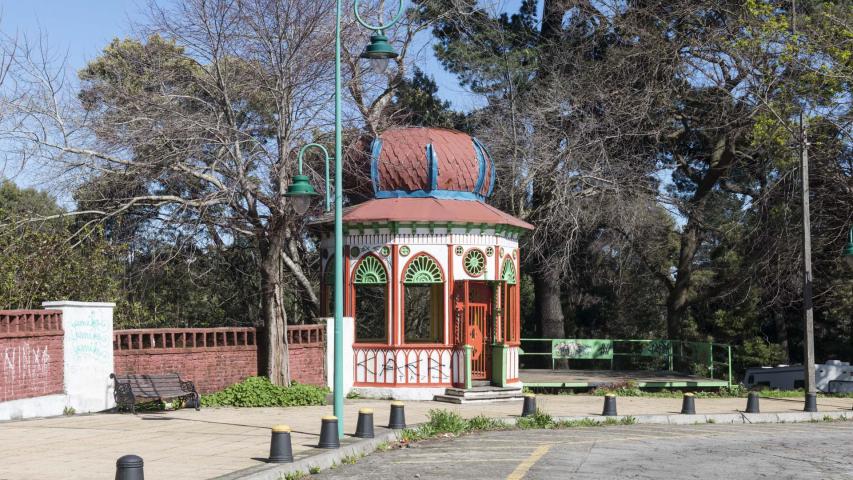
xmin=0 ymin=181 xmax=121 ymax=308
xmin=389 ymin=67 xmax=467 ymax=130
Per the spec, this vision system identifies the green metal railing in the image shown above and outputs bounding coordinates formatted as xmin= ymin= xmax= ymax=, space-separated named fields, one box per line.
xmin=520 ymin=338 xmax=733 ymax=388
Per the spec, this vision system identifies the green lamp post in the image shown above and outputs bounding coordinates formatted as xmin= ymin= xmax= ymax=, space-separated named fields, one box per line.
xmin=285 ymin=0 xmax=403 ymax=438
xmin=844 ymin=227 xmax=853 ymax=268
xmin=285 ymin=143 xmax=330 ymax=214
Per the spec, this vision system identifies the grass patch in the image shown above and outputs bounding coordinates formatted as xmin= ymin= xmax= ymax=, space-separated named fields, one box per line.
xmin=588 ymin=383 xmax=853 ymax=399
xmin=281 ymin=471 xmax=306 ymax=480
xmin=516 ymin=410 xmax=555 ymax=429
xmin=200 ymin=377 xmax=329 ymax=408
xmin=401 ymin=410 xmax=510 ymax=442
xmin=308 ymin=465 xmax=320 ymax=474
xmin=400 ymin=408 xmax=639 ymax=444
xmin=516 ymin=409 xmax=638 ymax=429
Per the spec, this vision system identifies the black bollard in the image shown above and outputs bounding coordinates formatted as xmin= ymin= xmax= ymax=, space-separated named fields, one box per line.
xmin=602 ymin=394 xmax=617 ymax=416
xmin=745 ymin=392 xmax=760 ymax=414
xmin=804 ymin=393 xmax=818 ymax=413
xmin=268 ymin=424 xmax=294 ymax=463
xmin=521 ymin=393 xmax=537 ymax=417
xmin=681 ymin=393 xmax=696 ymax=415
xmin=355 ymin=408 xmax=375 ymax=438
xmin=115 ymin=454 xmax=144 ymax=480
xmin=388 ymin=401 xmax=406 ymax=429
xmin=318 ymin=416 xmax=340 ymax=449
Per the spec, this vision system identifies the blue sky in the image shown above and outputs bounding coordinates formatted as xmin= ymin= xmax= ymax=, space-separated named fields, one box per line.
xmin=1 ymin=0 xmax=501 ymax=109
xmin=2 ymin=1 xmax=530 ymax=190
xmin=3 ymin=0 xmax=535 ymax=108
xmin=2 ymin=0 xmax=140 ymax=71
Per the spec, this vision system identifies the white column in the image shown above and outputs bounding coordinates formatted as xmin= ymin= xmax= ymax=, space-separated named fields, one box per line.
xmin=42 ymin=301 xmax=116 ymax=413
xmin=324 ymin=316 xmax=354 ymax=394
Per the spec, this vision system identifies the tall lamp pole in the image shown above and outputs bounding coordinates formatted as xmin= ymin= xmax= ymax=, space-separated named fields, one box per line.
xmin=286 ymin=0 xmax=403 ymax=437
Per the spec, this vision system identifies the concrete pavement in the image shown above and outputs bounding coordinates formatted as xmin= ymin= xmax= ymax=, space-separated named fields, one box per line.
xmin=312 ymin=421 xmax=853 ymax=479
xmin=0 ymin=395 xmax=850 ymax=479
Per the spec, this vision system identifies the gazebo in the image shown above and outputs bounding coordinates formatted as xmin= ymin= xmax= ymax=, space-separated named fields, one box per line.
xmin=318 ymin=127 xmax=532 ymax=400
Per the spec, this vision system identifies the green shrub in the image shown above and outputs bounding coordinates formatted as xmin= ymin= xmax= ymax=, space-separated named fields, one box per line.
xmin=516 ymin=409 xmax=554 ymax=429
xmin=592 ymin=381 xmax=643 ymax=397
xmin=201 ymin=377 xmax=329 ymax=407
xmin=424 ymin=409 xmax=469 ymax=435
xmin=467 ymin=415 xmax=508 ymax=431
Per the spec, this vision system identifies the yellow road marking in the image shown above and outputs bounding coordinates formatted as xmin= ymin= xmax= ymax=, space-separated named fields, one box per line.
xmin=506 ymin=443 xmax=553 ymax=480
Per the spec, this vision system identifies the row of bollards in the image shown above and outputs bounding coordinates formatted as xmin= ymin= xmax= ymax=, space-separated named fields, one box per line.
xmin=271 ymin=401 xmax=406 ymax=464
xmin=520 ymin=391 xmax=777 ymax=420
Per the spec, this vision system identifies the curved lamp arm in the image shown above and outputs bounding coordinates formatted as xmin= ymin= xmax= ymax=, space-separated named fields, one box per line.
xmin=353 ymin=0 xmax=405 ymax=31
xmin=296 ymin=143 xmax=331 ymax=212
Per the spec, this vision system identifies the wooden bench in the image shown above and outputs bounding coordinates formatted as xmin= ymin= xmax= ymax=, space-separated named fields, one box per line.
xmin=110 ymin=373 xmax=200 ymax=414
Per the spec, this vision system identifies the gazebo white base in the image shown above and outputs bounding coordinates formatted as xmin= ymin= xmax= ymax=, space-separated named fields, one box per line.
xmin=351 ymin=386 xmax=448 ymax=401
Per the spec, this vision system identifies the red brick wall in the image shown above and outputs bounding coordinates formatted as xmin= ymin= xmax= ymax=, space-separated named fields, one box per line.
xmin=0 ymin=310 xmax=64 ymax=402
xmin=113 ymin=326 xmax=325 ymax=393
xmin=288 ymin=344 xmax=326 ymax=386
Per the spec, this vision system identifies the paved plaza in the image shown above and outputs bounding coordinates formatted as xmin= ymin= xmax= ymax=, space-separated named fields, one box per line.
xmin=0 ymin=395 xmax=850 ymax=479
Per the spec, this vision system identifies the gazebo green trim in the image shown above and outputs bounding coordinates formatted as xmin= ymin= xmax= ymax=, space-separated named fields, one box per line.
xmin=353 ymin=255 xmax=388 ymax=284
xmin=403 ymin=255 xmax=444 ymax=284
xmin=501 ymin=258 xmax=517 ymax=284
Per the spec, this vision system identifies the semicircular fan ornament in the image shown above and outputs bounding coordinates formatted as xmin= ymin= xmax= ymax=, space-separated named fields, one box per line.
xmin=354 ymin=255 xmax=387 ymax=284
xmin=404 ymin=255 xmax=443 ymax=284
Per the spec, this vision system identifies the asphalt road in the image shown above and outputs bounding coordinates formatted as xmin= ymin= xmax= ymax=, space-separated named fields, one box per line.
xmin=314 ymin=421 xmax=853 ymax=479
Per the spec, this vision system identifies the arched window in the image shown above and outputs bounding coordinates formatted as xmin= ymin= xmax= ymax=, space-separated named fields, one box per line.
xmin=500 ymin=257 xmax=518 ymax=344
xmin=403 ymin=254 xmax=444 ymax=343
xmin=352 ymin=255 xmax=388 ymax=342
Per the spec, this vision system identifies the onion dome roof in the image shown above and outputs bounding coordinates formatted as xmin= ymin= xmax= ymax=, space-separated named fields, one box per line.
xmin=369 ymin=127 xmax=494 ymax=200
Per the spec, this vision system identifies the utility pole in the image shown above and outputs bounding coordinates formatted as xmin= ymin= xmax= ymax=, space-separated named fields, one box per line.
xmin=792 ymin=0 xmax=817 ymax=412
xmin=799 ymin=113 xmax=817 ymax=411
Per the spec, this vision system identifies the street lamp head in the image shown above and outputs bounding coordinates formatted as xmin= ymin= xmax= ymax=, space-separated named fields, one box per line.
xmin=284 ymin=175 xmax=318 ymax=215
xmin=360 ymin=32 xmax=398 ymax=74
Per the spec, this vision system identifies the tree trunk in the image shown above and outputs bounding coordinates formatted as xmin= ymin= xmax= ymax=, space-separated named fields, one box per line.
xmin=535 ymin=266 xmax=565 ymax=338
xmin=665 ymin=219 xmax=701 ymax=339
xmin=258 ymin=228 xmax=291 ymax=386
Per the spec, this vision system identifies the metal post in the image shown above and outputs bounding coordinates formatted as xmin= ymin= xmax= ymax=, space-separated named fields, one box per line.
xmin=709 ymin=344 xmax=714 ymax=379
xmin=799 ymin=114 xmax=817 ymax=396
xmin=727 ymin=345 xmax=733 ymax=388
xmin=668 ymin=342 xmax=674 ymax=372
xmin=333 ymin=0 xmax=344 ymax=438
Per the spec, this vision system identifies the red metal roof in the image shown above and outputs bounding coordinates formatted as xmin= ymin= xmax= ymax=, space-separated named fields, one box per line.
xmin=332 ymin=198 xmax=533 ymax=230
xmin=374 ymin=127 xmax=494 ymax=196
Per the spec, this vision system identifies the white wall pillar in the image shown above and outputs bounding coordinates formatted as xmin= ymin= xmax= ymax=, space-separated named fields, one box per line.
xmin=324 ymin=316 xmax=354 ymax=395
xmin=42 ymin=301 xmax=116 ymax=413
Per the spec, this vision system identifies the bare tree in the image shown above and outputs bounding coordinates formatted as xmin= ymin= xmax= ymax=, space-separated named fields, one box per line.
xmin=0 ymin=0 xmax=415 ymax=385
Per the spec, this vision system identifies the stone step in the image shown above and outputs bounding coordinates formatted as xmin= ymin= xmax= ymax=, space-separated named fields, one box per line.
xmin=433 ymin=394 xmax=524 ymax=404
xmin=444 ymin=387 xmax=523 ymax=399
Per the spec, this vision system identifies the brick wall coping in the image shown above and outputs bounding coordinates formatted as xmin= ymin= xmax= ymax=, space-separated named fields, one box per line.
xmin=114 ymin=327 xmax=257 ymax=353
xmin=113 ymin=324 xmax=326 ymax=354
xmin=0 ymin=310 xmax=63 ymax=338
